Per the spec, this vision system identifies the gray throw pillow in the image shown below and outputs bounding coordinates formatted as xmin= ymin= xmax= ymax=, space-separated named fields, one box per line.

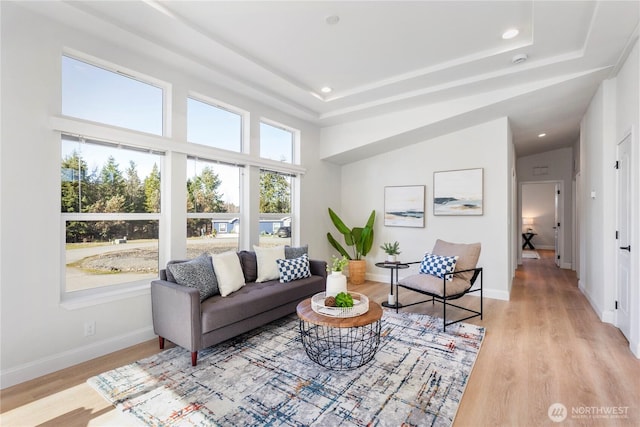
xmin=285 ymin=245 xmax=308 ymax=259
xmin=167 ymin=253 xmax=218 ymax=301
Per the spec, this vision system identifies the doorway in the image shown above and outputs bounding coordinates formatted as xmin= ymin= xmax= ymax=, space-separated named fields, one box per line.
xmin=520 ymin=181 xmax=563 ymax=265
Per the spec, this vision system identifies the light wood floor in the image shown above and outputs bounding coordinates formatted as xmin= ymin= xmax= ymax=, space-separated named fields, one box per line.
xmin=1 ymin=250 xmax=639 ymax=426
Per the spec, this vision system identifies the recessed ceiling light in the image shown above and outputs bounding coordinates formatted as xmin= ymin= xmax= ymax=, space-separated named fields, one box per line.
xmin=326 ymin=15 xmax=340 ymax=25
xmin=320 ymin=86 xmax=332 ymax=94
xmin=502 ymin=28 xmax=519 ymax=39
xmin=538 ymin=133 xmax=547 ymax=138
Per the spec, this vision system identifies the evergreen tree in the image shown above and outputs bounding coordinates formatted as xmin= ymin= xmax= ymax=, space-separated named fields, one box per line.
xmin=144 ymin=163 xmax=161 ymax=213
xmin=61 ymin=150 xmax=88 ymax=213
xmin=260 ymin=171 xmax=290 ymax=213
xmin=97 ymin=156 xmax=125 ymax=202
xmin=187 ymin=166 xmax=225 ymax=213
xmin=124 ymin=160 xmax=145 ymax=213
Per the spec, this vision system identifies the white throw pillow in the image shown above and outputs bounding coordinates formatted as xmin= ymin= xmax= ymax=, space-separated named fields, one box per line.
xmin=211 ymin=251 xmax=245 ymax=297
xmin=253 ymin=245 xmax=285 ymax=282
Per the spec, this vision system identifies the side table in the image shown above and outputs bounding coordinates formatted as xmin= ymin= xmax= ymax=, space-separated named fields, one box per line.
xmin=375 ymin=262 xmax=410 ymax=309
xmin=296 ymin=298 xmax=383 ymax=370
xmin=522 ymin=232 xmax=537 ymax=250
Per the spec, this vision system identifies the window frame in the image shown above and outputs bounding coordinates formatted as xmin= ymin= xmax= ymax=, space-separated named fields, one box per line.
xmin=62 ymin=49 xmax=171 ymax=137
xmin=187 ymin=94 xmax=246 ymax=153
xmin=54 ymin=50 xmax=307 ymax=308
xmin=259 ymin=119 xmax=298 ymax=164
xmin=60 ymin=134 xmax=164 ymax=305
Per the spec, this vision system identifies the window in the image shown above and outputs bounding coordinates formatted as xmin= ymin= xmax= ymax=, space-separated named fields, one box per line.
xmin=62 ymin=55 xmax=164 ymax=135
xmin=187 ymin=97 xmax=242 ymax=151
xmin=61 ymin=135 xmax=163 ymax=292
xmin=260 ymin=122 xmax=293 ymax=163
xmin=258 ymin=170 xmax=292 ymax=247
xmin=187 ymin=157 xmax=241 ymax=256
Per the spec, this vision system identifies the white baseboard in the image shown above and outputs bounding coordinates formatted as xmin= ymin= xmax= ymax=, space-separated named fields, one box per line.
xmin=483 ymin=289 xmax=510 ymax=301
xmin=632 ymin=339 xmax=640 ymax=359
xmin=578 ymin=281 xmax=616 ymax=325
xmin=561 ymin=262 xmax=572 ymax=269
xmin=0 ymin=326 xmax=155 ymax=389
xmin=535 ymin=245 xmax=555 ymax=250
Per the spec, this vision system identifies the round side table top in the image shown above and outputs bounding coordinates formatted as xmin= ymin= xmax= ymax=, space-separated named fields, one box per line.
xmin=374 ymin=262 xmax=410 ymax=270
xmin=296 ymin=297 xmax=382 ymax=328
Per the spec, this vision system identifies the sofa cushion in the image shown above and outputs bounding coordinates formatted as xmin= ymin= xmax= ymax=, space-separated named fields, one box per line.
xmin=276 ymin=254 xmax=311 ymax=283
xmin=238 ymin=251 xmax=258 ymax=282
xmin=212 ymin=251 xmax=245 ymax=297
xmin=254 ymin=245 xmax=285 ymax=282
xmin=200 ymin=276 xmax=324 ymax=333
xmin=419 ymin=253 xmax=458 ymax=281
xmin=166 ymin=254 xmax=218 ymax=301
xmin=432 ymin=239 xmax=481 ymax=282
xmin=285 ymin=245 xmax=308 ymax=259
xmin=399 ymin=273 xmax=472 ymax=298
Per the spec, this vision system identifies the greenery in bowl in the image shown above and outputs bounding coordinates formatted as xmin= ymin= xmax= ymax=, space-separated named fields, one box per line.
xmin=335 ymin=291 xmax=354 ymax=307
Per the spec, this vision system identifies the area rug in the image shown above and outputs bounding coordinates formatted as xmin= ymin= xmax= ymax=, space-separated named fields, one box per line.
xmin=88 ymin=311 xmax=485 ymax=426
xmin=522 ymin=250 xmax=540 ymax=259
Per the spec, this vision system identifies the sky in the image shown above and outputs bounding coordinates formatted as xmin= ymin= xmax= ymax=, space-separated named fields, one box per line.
xmin=61 ymin=55 xmax=293 ymax=207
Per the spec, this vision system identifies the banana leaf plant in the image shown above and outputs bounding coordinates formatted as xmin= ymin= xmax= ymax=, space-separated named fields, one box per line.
xmin=327 ymin=208 xmax=376 ymax=260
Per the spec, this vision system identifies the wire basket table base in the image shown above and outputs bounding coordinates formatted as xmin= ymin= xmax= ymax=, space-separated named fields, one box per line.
xmin=299 ymin=319 xmax=382 ymax=370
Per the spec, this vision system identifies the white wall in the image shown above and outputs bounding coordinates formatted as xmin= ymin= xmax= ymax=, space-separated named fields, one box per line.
xmin=517 ymin=147 xmax=573 ymax=266
xmin=521 ymin=183 xmax=556 ymax=249
xmin=336 ymin=118 xmax=513 ymax=301
xmin=0 ymin=3 xmax=338 ymax=387
xmin=579 ymin=38 xmax=639 ymax=357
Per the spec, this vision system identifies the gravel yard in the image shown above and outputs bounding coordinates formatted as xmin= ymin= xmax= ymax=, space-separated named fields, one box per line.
xmin=72 ymin=236 xmax=289 ymax=274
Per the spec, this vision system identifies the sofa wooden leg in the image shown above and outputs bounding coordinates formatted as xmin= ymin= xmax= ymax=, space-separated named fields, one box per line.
xmin=191 ymin=351 xmax=198 ymax=366
xmin=159 ymin=336 xmax=165 ymax=349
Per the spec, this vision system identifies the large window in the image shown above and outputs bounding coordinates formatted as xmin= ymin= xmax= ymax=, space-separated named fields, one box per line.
xmin=258 ymin=170 xmax=292 ymax=247
xmin=187 ymin=98 xmax=242 ymax=151
xmin=61 ymin=136 xmax=162 ymax=292
xmin=62 ymin=55 xmax=164 ymax=135
xmin=260 ymin=122 xmax=293 ymax=163
xmin=187 ymin=157 xmax=241 ymax=256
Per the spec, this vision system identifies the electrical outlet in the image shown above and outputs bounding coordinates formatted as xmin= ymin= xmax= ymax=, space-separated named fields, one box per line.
xmin=84 ymin=321 xmax=96 ymax=337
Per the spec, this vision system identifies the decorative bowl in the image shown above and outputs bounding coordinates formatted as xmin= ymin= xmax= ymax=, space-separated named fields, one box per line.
xmin=311 ymin=292 xmax=369 ymax=318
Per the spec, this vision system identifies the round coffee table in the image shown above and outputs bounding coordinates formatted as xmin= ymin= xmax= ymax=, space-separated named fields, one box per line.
xmin=296 ymin=297 xmax=383 ymax=370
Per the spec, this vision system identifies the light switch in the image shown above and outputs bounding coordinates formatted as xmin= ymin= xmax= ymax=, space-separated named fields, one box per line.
xmin=591 ymin=191 xmax=596 ymax=199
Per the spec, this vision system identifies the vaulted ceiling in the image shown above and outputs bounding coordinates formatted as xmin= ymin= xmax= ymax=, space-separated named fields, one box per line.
xmin=22 ymin=1 xmax=640 ymax=157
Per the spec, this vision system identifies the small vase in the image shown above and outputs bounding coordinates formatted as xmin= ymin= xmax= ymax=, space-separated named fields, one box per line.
xmin=326 ymin=271 xmax=347 ymax=297
xmin=386 ymin=254 xmax=397 ymax=263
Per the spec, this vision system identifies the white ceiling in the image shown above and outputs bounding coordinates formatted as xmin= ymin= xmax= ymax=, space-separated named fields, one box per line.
xmin=22 ymin=1 xmax=640 ymax=157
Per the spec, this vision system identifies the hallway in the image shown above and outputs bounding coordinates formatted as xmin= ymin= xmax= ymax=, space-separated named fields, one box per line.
xmin=456 ymin=249 xmax=640 ymax=426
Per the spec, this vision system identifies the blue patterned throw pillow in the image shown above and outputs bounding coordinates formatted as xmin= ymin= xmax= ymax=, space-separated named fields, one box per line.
xmin=276 ymin=254 xmax=311 ymax=283
xmin=419 ymin=252 xmax=459 ymax=281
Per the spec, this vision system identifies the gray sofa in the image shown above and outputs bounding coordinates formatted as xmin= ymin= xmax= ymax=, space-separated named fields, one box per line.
xmin=151 ymin=250 xmax=327 ymax=366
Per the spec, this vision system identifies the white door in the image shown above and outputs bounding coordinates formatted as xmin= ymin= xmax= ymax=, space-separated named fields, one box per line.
xmin=616 ymin=134 xmax=631 ymax=340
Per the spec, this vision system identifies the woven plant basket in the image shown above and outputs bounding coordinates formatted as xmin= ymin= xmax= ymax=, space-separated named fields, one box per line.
xmin=348 ymin=259 xmax=366 ymax=285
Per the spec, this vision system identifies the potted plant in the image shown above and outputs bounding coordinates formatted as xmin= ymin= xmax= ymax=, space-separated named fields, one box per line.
xmin=326 ymin=255 xmax=348 ymax=297
xmin=327 ymin=208 xmax=376 ymax=285
xmin=380 ymin=241 xmax=401 ymax=262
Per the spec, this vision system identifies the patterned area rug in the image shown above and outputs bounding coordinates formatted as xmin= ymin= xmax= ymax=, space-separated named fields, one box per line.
xmin=522 ymin=250 xmax=540 ymax=259
xmin=88 ymin=310 xmax=484 ymax=426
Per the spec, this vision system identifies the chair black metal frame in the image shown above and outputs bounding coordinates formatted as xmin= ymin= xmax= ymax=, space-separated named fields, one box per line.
xmin=396 ymin=263 xmax=483 ymax=331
